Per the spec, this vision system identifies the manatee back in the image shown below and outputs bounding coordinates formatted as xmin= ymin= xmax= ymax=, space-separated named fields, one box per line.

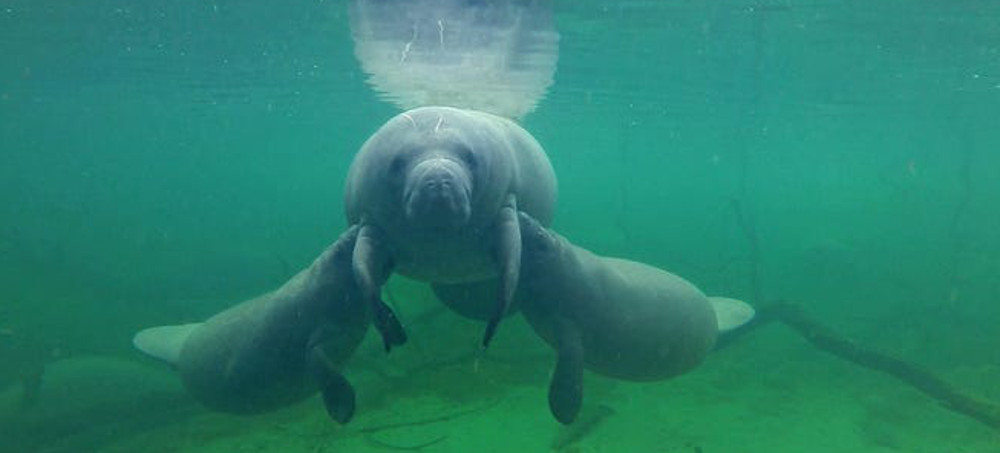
xmin=486 ymin=110 xmax=557 ymax=226
xmin=574 ymin=257 xmax=718 ymax=381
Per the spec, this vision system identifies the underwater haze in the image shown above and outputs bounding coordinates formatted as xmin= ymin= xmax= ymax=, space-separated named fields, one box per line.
xmin=2 ymin=0 xmax=999 ymax=452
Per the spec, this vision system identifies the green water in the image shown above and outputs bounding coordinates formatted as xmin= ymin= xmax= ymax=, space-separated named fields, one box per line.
xmin=1 ymin=1 xmax=999 ymax=452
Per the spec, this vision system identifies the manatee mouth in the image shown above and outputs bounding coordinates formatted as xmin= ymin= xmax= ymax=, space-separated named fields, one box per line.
xmin=403 ymin=157 xmax=472 ymax=228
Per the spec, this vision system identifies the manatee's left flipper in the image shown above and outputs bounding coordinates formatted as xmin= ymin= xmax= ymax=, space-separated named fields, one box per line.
xmin=353 ymin=223 xmax=407 ymax=352
xmin=483 ymin=194 xmax=521 ymax=348
xmin=319 ymin=372 xmax=356 ymax=424
xmin=549 ymin=316 xmax=584 ymax=425
xmin=310 ymin=344 xmax=357 ymax=424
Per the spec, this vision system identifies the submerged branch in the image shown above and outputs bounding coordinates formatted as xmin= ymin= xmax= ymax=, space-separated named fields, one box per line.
xmin=356 ymin=399 xmax=501 ymax=435
xmin=721 ymin=302 xmax=1000 ymax=431
xmin=364 ymin=433 xmax=447 ymax=451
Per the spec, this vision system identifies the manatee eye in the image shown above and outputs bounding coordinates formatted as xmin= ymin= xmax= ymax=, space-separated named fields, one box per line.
xmin=457 ymin=146 xmax=477 ymax=171
xmin=389 ymin=154 xmax=408 ymax=175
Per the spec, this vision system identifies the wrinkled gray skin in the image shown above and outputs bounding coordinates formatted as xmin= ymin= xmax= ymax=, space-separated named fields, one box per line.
xmin=133 ymin=227 xmax=370 ymax=423
xmin=516 ymin=213 xmax=718 ymax=424
xmin=344 ymin=106 xmax=556 ymax=350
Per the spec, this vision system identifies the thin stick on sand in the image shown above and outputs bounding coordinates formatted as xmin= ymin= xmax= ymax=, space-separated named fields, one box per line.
xmin=355 ymin=398 xmax=501 ymax=435
xmin=364 ymin=433 xmax=447 ymax=451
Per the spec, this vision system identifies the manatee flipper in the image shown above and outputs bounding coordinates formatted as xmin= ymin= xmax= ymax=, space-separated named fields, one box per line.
xmin=708 ymin=297 xmax=756 ymax=333
xmin=132 ymin=323 xmax=201 ymax=365
xmin=310 ymin=345 xmax=356 ymax=424
xmin=483 ymin=194 xmax=521 ymax=348
xmin=353 ymin=223 xmax=407 ymax=352
xmin=517 ymin=210 xmax=583 ymax=422
xmin=549 ymin=317 xmax=584 ymax=425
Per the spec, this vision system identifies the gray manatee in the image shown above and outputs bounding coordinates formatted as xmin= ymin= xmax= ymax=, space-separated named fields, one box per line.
xmin=515 ymin=213 xmax=754 ymax=424
xmin=345 ymin=106 xmax=557 ymax=349
xmin=132 ymin=226 xmax=370 ymax=423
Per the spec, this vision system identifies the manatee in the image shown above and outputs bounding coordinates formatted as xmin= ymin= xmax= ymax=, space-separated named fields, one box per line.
xmin=430 ymin=277 xmax=520 ymax=322
xmin=345 ymin=106 xmax=556 ymax=350
xmin=514 ymin=213 xmax=755 ymax=424
xmin=132 ymin=226 xmax=370 ymax=423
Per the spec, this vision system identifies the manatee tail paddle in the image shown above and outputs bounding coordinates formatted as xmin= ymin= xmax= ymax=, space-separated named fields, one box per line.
xmin=132 ymin=323 xmax=201 ymax=365
xmin=708 ymin=297 xmax=756 ymax=333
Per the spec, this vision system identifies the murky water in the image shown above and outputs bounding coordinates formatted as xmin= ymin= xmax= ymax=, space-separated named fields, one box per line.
xmin=2 ymin=1 xmax=998 ymax=452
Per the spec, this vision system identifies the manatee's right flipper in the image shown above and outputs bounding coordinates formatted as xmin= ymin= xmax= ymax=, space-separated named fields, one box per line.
xmin=310 ymin=345 xmax=357 ymax=424
xmin=549 ymin=317 xmax=584 ymax=425
xmin=352 ymin=223 xmax=406 ymax=352
xmin=516 ymin=210 xmax=584 ymax=423
xmin=483 ymin=194 xmax=521 ymax=348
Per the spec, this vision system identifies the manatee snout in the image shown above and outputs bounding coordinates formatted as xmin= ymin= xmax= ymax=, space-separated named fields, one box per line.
xmin=404 ymin=157 xmax=472 ymax=228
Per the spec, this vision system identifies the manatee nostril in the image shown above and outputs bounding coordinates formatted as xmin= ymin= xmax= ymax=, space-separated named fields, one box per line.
xmin=422 ymin=174 xmax=455 ymax=192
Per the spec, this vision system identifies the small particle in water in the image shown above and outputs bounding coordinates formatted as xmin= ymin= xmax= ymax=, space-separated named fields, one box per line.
xmin=684 ymin=441 xmax=703 ymax=453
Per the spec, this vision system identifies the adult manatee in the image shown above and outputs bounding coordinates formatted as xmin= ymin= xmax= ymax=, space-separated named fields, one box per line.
xmin=515 ymin=213 xmax=755 ymax=424
xmin=132 ymin=227 xmax=370 ymax=423
xmin=345 ymin=106 xmax=556 ymax=350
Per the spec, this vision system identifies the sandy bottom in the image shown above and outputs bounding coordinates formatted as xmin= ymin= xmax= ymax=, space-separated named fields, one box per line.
xmin=2 ymin=304 xmax=998 ymax=453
